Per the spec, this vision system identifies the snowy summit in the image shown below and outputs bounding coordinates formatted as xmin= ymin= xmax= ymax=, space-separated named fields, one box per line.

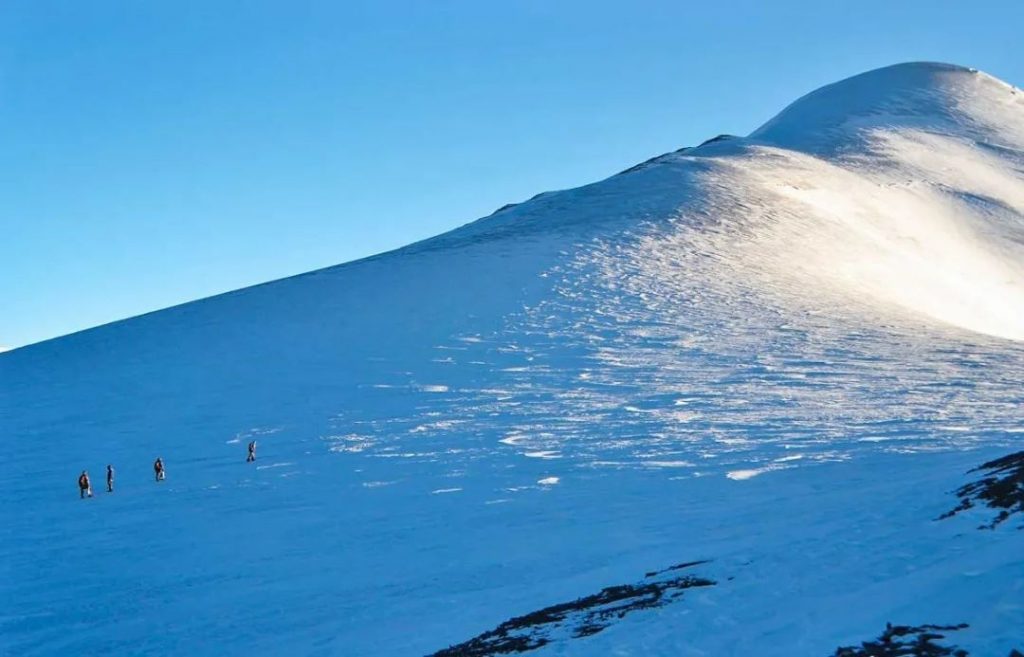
xmin=2 ymin=62 xmax=1024 ymax=656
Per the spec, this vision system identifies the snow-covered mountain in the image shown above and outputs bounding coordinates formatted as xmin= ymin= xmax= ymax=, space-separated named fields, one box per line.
xmin=2 ymin=62 xmax=1023 ymax=656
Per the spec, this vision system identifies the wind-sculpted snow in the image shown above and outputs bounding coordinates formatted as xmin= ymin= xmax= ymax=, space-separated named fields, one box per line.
xmin=751 ymin=62 xmax=1024 ymax=156
xmin=2 ymin=62 xmax=1024 ymax=656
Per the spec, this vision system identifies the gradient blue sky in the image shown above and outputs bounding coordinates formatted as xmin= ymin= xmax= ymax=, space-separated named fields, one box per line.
xmin=2 ymin=1 xmax=1022 ymax=349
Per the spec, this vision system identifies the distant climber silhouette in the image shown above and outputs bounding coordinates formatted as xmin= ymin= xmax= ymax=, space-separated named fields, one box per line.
xmin=247 ymin=440 xmax=257 ymax=463
xmin=154 ymin=457 xmax=165 ymax=482
xmin=106 ymin=465 xmax=115 ymax=492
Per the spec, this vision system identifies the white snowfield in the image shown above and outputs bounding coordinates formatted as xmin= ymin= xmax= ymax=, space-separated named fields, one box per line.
xmin=2 ymin=62 xmax=1023 ymax=656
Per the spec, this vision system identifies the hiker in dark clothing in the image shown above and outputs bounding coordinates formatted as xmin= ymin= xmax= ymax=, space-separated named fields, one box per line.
xmin=247 ymin=440 xmax=257 ymax=463
xmin=79 ymin=471 xmax=92 ymax=498
xmin=106 ymin=465 xmax=115 ymax=492
xmin=154 ymin=457 xmax=165 ymax=482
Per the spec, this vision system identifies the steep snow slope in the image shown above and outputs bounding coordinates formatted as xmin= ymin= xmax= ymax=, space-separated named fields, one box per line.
xmin=2 ymin=63 xmax=1024 ymax=656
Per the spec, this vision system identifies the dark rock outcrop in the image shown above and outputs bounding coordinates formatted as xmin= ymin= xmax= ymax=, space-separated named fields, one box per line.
xmin=940 ymin=450 xmax=1024 ymax=529
xmin=429 ymin=561 xmax=714 ymax=656
xmin=832 ymin=623 xmax=969 ymax=657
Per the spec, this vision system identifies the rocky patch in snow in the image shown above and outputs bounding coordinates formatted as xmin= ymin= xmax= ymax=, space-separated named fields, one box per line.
xmin=832 ymin=623 xmax=970 ymax=657
xmin=429 ymin=561 xmax=715 ymax=656
xmin=643 ymin=558 xmax=710 ymax=578
xmin=940 ymin=451 xmax=1024 ymax=529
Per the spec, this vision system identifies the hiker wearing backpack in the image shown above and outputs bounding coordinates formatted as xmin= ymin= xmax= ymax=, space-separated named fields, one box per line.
xmin=78 ymin=471 xmax=92 ymax=498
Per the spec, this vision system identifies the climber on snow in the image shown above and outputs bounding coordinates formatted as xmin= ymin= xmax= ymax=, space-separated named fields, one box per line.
xmin=78 ymin=470 xmax=92 ymax=498
xmin=106 ymin=464 xmax=115 ymax=492
xmin=154 ymin=457 xmax=165 ymax=482
xmin=247 ymin=440 xmax=257 ymax=463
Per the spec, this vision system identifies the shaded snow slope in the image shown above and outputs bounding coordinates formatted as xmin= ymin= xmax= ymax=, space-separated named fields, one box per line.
xmin=2 ymin=62 xmax=1023 ymax=656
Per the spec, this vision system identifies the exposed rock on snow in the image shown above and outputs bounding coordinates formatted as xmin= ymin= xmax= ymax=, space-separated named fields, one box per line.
xmin=940 ymin=450 xmax=1024 ymax=529
xmin=831 ymin=623 xmax=1022 ymax=657
xmin=831 ymin=623 xmax=970 ymax=657
xmin=643 ymin=559 xmax=710 ymax=579
xmin=429 ymin=562 xmax=714 ymax=656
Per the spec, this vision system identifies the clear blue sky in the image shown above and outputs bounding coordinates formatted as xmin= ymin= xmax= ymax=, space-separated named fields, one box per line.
xmin=2 ymin=1 xmax=1022 ymax=349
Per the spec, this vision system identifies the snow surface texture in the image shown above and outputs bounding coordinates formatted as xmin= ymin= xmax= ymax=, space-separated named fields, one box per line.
xmin=2 ymin=62 xmax=1024 ymax=656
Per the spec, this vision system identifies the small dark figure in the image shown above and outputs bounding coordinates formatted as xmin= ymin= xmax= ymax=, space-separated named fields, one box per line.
xmin=154 ymin=457 xmax=165 ymax=482
xmin=78 ymin=470 xmax=92 ymax=498
xmin=106 ymin=464 xmax=115 ymax=492
xmin=247 ymin=440 xmax=257 ymax=463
